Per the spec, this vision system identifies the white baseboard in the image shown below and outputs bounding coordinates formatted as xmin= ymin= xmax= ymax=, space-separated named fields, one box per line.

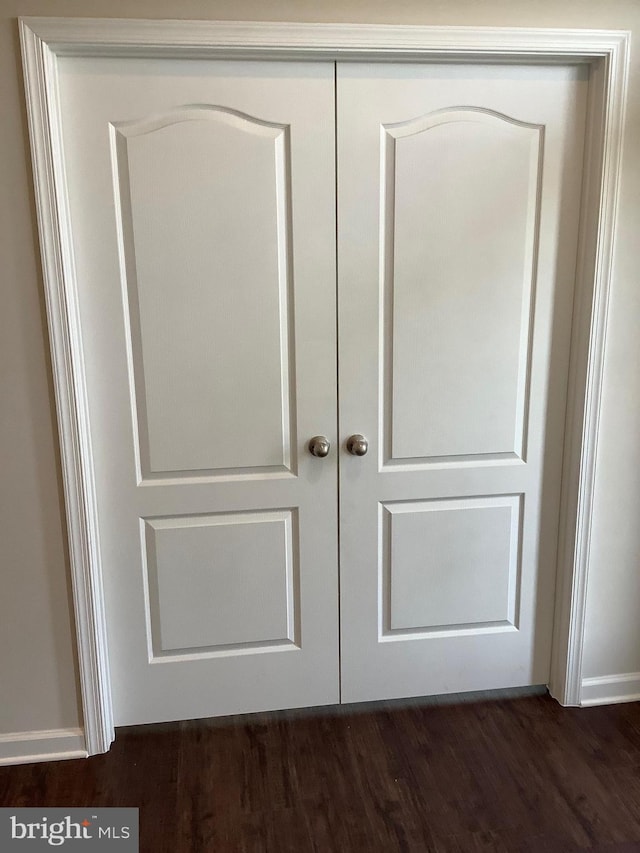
xmin=581 ymin=672 xmax=640 ymax=706
xmin=0 ymin=728 xmax=87 ymax=766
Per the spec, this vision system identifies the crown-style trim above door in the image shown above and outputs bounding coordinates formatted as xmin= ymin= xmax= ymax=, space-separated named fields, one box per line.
xmin=19 ymin=17 xmax=629 ymax=758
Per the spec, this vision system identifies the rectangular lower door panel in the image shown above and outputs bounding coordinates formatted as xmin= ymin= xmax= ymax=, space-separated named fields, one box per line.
xmin=143 ymin=511 xmax=298 ymax=657
xmin=382 ymin=496 xmax=521 ymax=635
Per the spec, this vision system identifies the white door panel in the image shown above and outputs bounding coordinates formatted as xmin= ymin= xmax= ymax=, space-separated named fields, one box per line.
xmin=57 ymin=58 xmax=338 ymax=725
xmin=388 ymin=109 xmax=538 ymax=460
xmin=113 ymin=106 xmax=294 ymax=475
xmin=337 ymin=62 xmax=588 ymax=702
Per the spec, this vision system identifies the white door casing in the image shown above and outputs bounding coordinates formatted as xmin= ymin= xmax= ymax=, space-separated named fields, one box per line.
xmin=19 ymin=19 xmax=630 ymax=755
xmin=338 ymin=62 xmax=587 ymax=701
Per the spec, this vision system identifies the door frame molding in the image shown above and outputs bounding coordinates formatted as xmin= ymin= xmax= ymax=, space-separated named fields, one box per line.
xmin=19 ymin=17 xmax=630 ymax=755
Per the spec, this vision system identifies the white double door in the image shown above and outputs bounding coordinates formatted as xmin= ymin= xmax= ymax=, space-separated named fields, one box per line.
xmin=58 ymin=56 xmax=587 ymax=726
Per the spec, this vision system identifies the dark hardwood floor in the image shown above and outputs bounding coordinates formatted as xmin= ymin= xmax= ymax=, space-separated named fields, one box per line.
xmin=2 ymin=692 xmax=640 ymax=851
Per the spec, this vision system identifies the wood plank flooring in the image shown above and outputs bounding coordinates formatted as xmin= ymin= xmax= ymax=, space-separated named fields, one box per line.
xmin=2 ymin=693 xmax=640 ymax=851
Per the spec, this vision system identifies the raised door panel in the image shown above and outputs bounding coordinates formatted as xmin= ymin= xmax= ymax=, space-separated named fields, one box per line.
xmin=113 ymin=108 xmax=295 ymax=476
xmin=383 ymin=496 xmax=521 ymax=635
xmin=143 ymin=510 xmax=298 ymax=656
xmin=384 ymin=109 xmax=541 ymax=463
xmin=58 ymin=57 xmax=338 ymax=726
xmin=338 ymin=62 xmax=588 ymax=703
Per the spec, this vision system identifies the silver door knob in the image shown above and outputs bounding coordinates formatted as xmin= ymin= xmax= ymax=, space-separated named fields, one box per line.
xmin=308 ymin=436 xmax=331 ymax=458
xmin=346 ymin=434 xmax=368 ymax=456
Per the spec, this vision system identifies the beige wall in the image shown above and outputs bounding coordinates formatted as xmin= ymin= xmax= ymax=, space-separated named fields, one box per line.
xmin=1 ymin=0 xmax=638 ymax=736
